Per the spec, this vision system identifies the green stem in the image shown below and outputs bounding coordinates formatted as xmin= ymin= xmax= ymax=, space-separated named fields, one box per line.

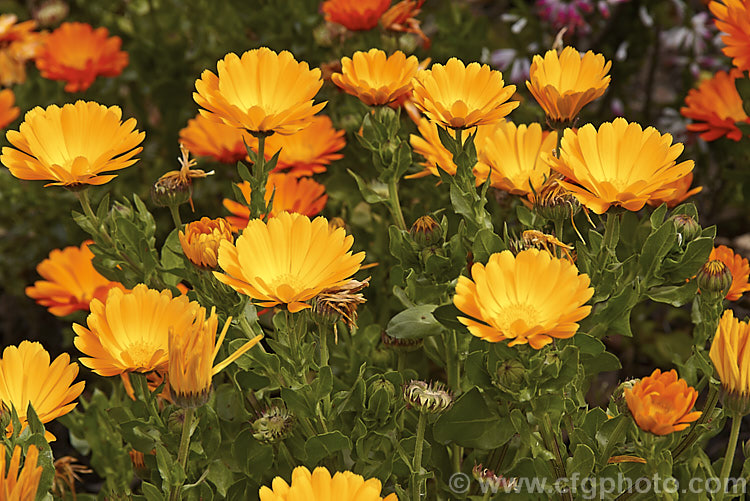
xmin=673 ymin=384 xmax=719 ymax=460
xmin=540 ymin=414 xmax=572 ymax=501
xmin=397 ymin=352 xmax=405 ymax=372
xmin=600 ymin=416 xmax=630 ymax=466
xmin=76 ymin=189 xmax=97 ymax=221
xmin=412 ymin=411 xmax=428 ymax=501
xmin=277 ymin=441 xmax=296 ymax=470
xmin=717 ymin=414 xmax=742 ymax=501
xmin=169 ymin=407 xmax=196 ymax=501
xmin=168 ymin=203 xmax=182 ymax=229
xmin=387 ymin=177 xmax=407 ymax=230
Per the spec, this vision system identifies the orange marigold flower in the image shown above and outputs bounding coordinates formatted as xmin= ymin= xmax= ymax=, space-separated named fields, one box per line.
xmin=260 ymin=466 xmax=398 ymax=501
xmin=332 ymin=49 xmax=419 ymax=106
xmin=475 ymin=122 xmax=557 ymax=196
xmin=1 ymin=445 xmax=42 ymax=500
xmin=261 ymin=114 xmax=345 ymax=176
xmin=407 ymin=117 xmax=485 ymax=183
xmin=709 ymin=0 xmax=750 ymax=71
xmin=73 ymin=284 xmax=203 ymax=376
xmin=194 ymin=47 xmax=325 ymax=135
xmin=1 ymin=101 xmax=144 ymax=187
xmin=709 ymin=245 xmax=750 ymax=301
xmin=412 ymin=58 xmax=518 ymax=129
xmin=0 ymin=341 xmax=85 ymax=441
xmin=548 ymin=118 xmax=695 ymax=214
xmin=25 ymin=240 xmax=125 ymax=317
xmin=214 ymin=212 xmax=365 ymax=313
xmin=179 ymin=217 xmax=234 ymax=269
xmin=646 ymin=171 xmax=702 ymax=208
xmin=0 ymin=88 xmax=20 ymax=129
xmin=625 ymin=369 xmax=701 ymax=435
xmin=680 ymin=69 xmax=749 ymax=142
xmin=526 ymin=47 xmax=611 ymax=124
xmin=381 ymin=0 xmax=429 ymax=48
xmin=35 ymin=22 xmax=128 ymax=92
xmin=179 ymin=113 xmax=250 ymax=164
xmin=223 ymin=174 xmax=328 ymax=230
xmin=453 ymin=249 xmax=593 ymax=349
xmin=0 ymin=14 xmax=45 ymax=87
xmin=321 ymin=0 xmax=392 ymax=31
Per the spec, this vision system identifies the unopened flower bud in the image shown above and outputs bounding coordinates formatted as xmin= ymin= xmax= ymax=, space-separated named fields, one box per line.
xmin=179 ymin=217 xmax=233 ymax=270
xmin=721 ymin=389 xmax=750 ymax=417
xmin=252 ymin=406 xmax=295 ymax=443
xmin=697 ymin=260 xmax=733 ymax=297
xmin=494 ymin=359 xmax=525 ymax=391
xmin=129 ymin=450 xmax=149 ymax=478
xmin=151 ymin=175 xmax=192 ymax=207
xmin=369 ymin=378 xmax=396 ymax=401
xmin=671 ymin=214 xmax=700 ymax=245
xmin=403 ymin=380 xmax=453 ymax=413
xmin=328 ymin=217 xmax=347 ymax=231
xmin=409 ymin=215 xmax=443 ymax=248
xmin=34 ymin=0 xmax=69 ymax=26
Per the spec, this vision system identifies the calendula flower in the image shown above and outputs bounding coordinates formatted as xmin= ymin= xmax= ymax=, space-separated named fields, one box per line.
xmin=194 ymin=48 xmax=325 ymax=135
xmin=73 ymin=284 xmax=203 ymax=376
xmin=1 ymin=445 xmax=42 ymax=500
xmin=312 ymin=277 xmax=370 ymax=329
xmin=179 ymin=217 xmax=234 ymax=269
xmin=1 ymin=101 xmax=144 ymax=187
xmin=548 ymin=118 xmax=695 ymax=214
xmin=261 ymin=114 xmax=345 ymax=176
xmin=624 ymin=369 xmax=701 ymax=435
xmin=647 ymin=172 xmax=702 ymax=208
xmin=152 ymin=143 xmax=213 ymax=209
xmin=381 ymin=0 xmax=429 ymax=48
xmin=0 ymin=89 xmax=19 ymax=129
xmin=332 ymin=49 xmax=419 ymax=106
xmin=681 ymin=69 xmax=749 ymax=142
xmin=0 ymin=14 xmax=45 ymax=87
xmin=407 ymin=118 xmax=484 ymax=182
xmin=321 ymin=0 xmax=392 ymax=31
xmin=179 ymin=113 xmax=250 ymax=163
xmin=223 ymin=174 xmax=328 ymax=230
xmin=215 ymin=212 xmax=365 ymax=313
xmin=168 ymin=307 xmax=262 ymax=408
xmin=412 ymin=58 xmax=518 ymax=128
xmin=52 ymin=456 xmax=92 ymax=500
xmin=475 ymin=122 xmax=557 ymax=196
xmin=0 ymin=341 xmax=85 ymax=440
xmin=526 ymin=47 xmax=611 ymax=124
xmin=453 ymin=249 xmax=593 ymax=349
xmin=259 ymin=466 xmax=397 ymax=501
xmin=25 ymin=240 xmax=124 ymax=317
xmin=709 ymin=0 xmax=750 ymax=71
xmin=710 ymin=309 xmax=750 ymax=414
xmin=709 ymin=245 xmax=750 ymax=301
xmin=35 ymin=22 xmax=128 ymax=92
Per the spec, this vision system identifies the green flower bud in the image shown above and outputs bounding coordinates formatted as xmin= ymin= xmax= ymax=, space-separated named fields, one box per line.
xmin=151 ymin=175 xmax=192 ymax=208
xmin=697 ymin=260 xmax=733 ymax=297
xmin=252 ymin=406 xmax=295 ymax=443
xmin=671 ymin=214 xmax=701 ymax=245
xmin=403 ymin=380 xmax=453 ymax=413
xmin=409 ymin=215 xmax=443 ymax=248
xmin=721 ymin=390 xmax=750 ymax=417
xmin=494 ymin=359 xmax=525 ymax=391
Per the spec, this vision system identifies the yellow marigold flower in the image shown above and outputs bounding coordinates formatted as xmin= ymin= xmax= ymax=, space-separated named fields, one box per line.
xmin=72 ymin=284 xmax=202 ymax=376
xmin=453 ymin=249 xmax=593 ymax=349
xmin=474 ymin=122 xmax=557 ymax=196
xmin=526 ymin=47 xmax=611 ymax=124
xmin=1 ymin=101 xmax=144 ymax=187
xmin=548 ymin=117 xmax=695 ymax=214
xmin=179 ymin=217 xmax=233 ymax=269
xmin=179 ymin=113 xmax=250 ymax=164
xmin=0 ymin=89 xmax=19 ymax=129
xmin=411 ymin=58 xmax=518 ymax=129
xmin=709 ymin=245 xmax=750 ymax=301
xmin=261 ymin=114 xmax=345 ymax=176
xmin=710 ymin=0 xmax=750 ymax=71
xmin=624 ymin=369 xmax=701 ymax=435
xmin=407 ymin=117 xmax=485 ymax=182
xmin=214 ymin=212 xmax=365 ymax=313
xmin=168 ymin=307 xmax=262 ymax=408
xmin=223 ymin=174 xmax=328 ymax=231
xmin=681 ymin=69 xmax=749 ymax=142
xmin=332 ymin=49 xmax=419 ymax=106
xmin=0 ymin=341 xmax=84 ymax=441
xmin=194 ymin=48 xmax=325 ymax=135
xmin=1 ymin=445 xmax=42 ymax=500
xmin=25 ymin=240 xmax=125 ymax=317
xmin=646 ymin=171 xmax=702 ymax=208
xmin=35 ymin=22 xmax=128 ymax=92
xmin=321 ymin=0 xmax=392 ymax=31
xmin=259 ymin=466 xmax=398 ymax=501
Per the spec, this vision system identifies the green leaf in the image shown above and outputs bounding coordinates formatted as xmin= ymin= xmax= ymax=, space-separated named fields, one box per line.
xmin=386 ymin=304 xmax=446 ymax=339
xmin=638 ymin=219 xmax=676 ymax=283
xmin=472 ymin=228 xmax=506 ymax=263
xmin=141 ymin=482 xmax=164 ymax=501
xmin=305 ymin=431 xmax=352 ymax=464
xmin=433 ymin=388 xmax=513 ymax=449
xmin=645 ymin=281 xmax=698 ymax=307
xmin=347 ymin=169 xmax=388 ymax=204
xmin=206 ymin=460 xmax=234 ymax=497
xmin=155 ymin=444 xmax=185 ymax=490
xmin=568 ymin=444 xmax=596 ymax=479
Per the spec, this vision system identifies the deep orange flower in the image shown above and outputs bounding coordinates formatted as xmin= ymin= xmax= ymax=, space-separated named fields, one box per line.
xmin=35 ymin=22 xmax=128 ymax=92
xmin=321 ymin=0 xmax=392 ymax=30
xmin=261 ymin=114 xmax=345 ymax=176
xmin=381 ymin=0 xmax=429 ymax=48
xmin=709 ymin=0 xmax=750 ymax=71
xmin=625 ymin=369 xmax=701 ymax=435
xmin=646 ymin=172 xmax=702 ymax=208
xmin=0 ymin=14 xmax=45 ymax=87
xmin=179 ymin=217 xmax=234 ymax=269
xmin=681 ymin=69 xmax=749 ymax=142
xmin=223 ymin=174 xmax=328 ymax=230
xmin=709 ymin=245 xmax=750 ymax=301
xmin=179 ymin=113 xmax=250 ymax=164
xmin=25 ymin=240 xmax=124 ymax=317
xmin=332 ymin=49 xmax=419 ymax=106
xmin=0 ymin=89 xmax=20 ymax=129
